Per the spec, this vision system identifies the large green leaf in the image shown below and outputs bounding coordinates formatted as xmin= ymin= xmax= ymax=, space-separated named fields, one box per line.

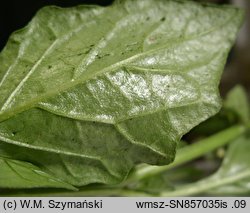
xmin=0 ymin=108 xmax=168 ymax=186
xmin=0 ymin=0 xmax=244 ymax=187
xmin=0 ymin=156 xmax=76 ymax=190
xmin=0 ymin=0 xmax=243 ymax=121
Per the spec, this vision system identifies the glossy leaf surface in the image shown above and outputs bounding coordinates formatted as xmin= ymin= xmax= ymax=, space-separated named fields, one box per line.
xmin=0 ymin=0 xmax=244 ymax=187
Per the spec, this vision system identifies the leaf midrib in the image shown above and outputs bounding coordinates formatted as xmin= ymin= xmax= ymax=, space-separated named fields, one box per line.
xmin=0 ymin=124 xmax=169 ymax=178
xmin=0 ymin=135 xmax=123 ymax=179
xmin=0 ymin=8 xmax=236 ymax=122
xmin=39 ymin=52 xmax=221 ymax=124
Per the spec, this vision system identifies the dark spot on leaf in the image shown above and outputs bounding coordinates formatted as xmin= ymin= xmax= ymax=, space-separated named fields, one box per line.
xmin=102 ymin=53 xmax=111 ymax=57
xmin=77 ymin=53 xmax=83 ymax=56
xmin=160 ymin=17 xmax=166 ymax=22
xmin=12 ymin=131 xmax=17 ymax=136
xmin=149 ymin=36 xmax=156 ymax=42
xmin=48 ymin=65 xmax=52 ymax=69
xmin=84 ymin=49 xmax=91 ymax=54
xmin=146 ymin=17 xmax=150 ymax=21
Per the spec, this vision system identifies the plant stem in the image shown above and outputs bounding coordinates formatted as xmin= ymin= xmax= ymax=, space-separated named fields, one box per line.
xmin=127 ymin=124 xmax=246 ymax=182
xmin=160 ymin=170 xmax=250 ymax=197
xmin=2 ymin=124 xmax=247 ymax=197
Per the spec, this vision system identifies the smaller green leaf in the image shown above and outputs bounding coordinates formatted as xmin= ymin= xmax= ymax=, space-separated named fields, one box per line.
xmin=0 ymin=156 xmax=76 ymax=190
xmin=161 ymin=134 xmax=250 ymax=196
xmin=207 ymin=134 xmax=250 ymax=195
xmin=224 ymin=85 xmax=249 ymax=124
xmin=209 ymin=179 xmax=250 ymax=195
